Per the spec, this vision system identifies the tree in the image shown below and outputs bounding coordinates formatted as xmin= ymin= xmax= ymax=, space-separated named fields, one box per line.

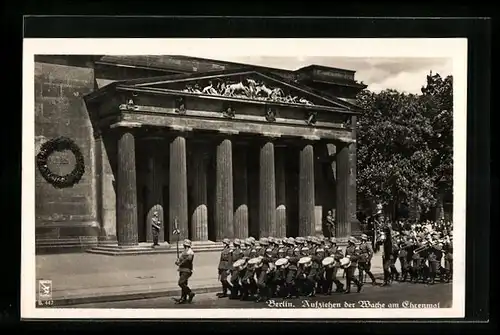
xmin=356 ymin=73 xmax=453 ymax=221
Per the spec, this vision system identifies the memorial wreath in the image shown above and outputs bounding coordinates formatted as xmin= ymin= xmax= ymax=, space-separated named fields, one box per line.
xmin=36 ymin=136 xmax=85 ymax=188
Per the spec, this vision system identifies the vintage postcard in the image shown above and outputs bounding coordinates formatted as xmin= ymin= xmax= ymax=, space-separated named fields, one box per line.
xmin=22 ymin=38 xmax=467 ymax=319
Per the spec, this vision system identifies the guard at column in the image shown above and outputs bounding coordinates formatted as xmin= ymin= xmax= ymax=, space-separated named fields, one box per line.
xmin=217 ymin=238 xmax=233 ymax=298
xmin=325 ymin=210 xmax=336 ymax=238
xmin=174 ymin=239 xmax=195 ymax=304
xmin=150 ymin=211 xmax=162 ymax=248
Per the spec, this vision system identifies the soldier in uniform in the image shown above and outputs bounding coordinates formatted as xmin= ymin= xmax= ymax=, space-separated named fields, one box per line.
xmin=358 ymin=234 xmax=377 ymax=285
xmin=390 ymin=234 xmax=401 ymax=282
xmin=313 ymin=245 xmax=326 ymax=295
xmin=297 ymin=247 xmax=313 ymax=296
xmin=323 ymin=237 xmax=344 ymax=294
xmin=398 ymin=238 xmax=411 ymax=282
xmin=255 ymin=238 xmax=271 ymax=302
xmin=344 ymin=237 xmax=363 ymax=293
xmin=443 ymin=234 xmax=453 ymax=282
xmin=151 ymin=211 xmax=161 ymax=248
xmin=240 ymin=256 xmax=257 ymax=300
xmin=380 ymin=224 xmax=394 ymax=286
xmin=243 ymin=238 xmax=253 ymax=258
xmin=284 ymin=244 xmax=301 ymax=299
xmin=410 ymin=240 xmax=425 ymax=283
xmin=174 ymin=239 xmax=195 ymax=304
xmin=217 ymin=238 xmax=233 ymax=298
xmin=427 ymin=242 xmax=443 ymax=285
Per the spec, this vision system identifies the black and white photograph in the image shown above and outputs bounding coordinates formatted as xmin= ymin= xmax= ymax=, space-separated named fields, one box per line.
xmin=22 ymin=38 xmax=467 ymax=319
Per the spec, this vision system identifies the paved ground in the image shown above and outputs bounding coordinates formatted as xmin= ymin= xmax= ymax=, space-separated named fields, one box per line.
xmin=70 ymin=281 xmax=453 ymax=309
xmin=36 ymin=250 xmax=407 ymax=302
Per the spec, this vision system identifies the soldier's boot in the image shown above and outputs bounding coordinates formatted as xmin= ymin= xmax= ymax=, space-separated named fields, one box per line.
xmin=229 ymin=286 xmax=239 ymax=300
xmin=355 ymin=279 xmax=363 ymax=293
xmin=358 ymin=271 xmax=364 ymax=285
xmin=334 ymin=280 xmax=344 ymax=293
xmin=187 ymin=291 xmax=196 ymax=303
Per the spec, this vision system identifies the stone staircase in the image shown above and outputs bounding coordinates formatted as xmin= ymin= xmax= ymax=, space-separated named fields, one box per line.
xmin=86 ymin=240 xmax=224 ymax=256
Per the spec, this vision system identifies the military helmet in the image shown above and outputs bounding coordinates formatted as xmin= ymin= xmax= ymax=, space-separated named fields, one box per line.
xmin=183 ymin=239 xmax=192 ymax=247
xmin=233 ymin=238 xmax=241 ymax=246
xmin=223 ymin=238 xmax=231 ymax=245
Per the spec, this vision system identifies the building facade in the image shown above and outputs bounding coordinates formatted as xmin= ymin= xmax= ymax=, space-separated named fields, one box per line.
xmin=34 ymin=55 xmax=367 ymax=253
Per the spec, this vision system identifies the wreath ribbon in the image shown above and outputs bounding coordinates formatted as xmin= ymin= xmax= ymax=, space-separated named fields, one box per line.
xmin=36 ymin=136 xmax=85 ymax=188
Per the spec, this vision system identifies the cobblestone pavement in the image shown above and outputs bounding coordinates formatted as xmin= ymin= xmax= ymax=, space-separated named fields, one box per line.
xmin=70 ymin=281 xmax=452 ymax=309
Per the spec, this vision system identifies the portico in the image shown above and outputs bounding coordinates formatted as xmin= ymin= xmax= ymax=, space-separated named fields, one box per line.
xmin=84 ymin=69 xmax=360 ymax=247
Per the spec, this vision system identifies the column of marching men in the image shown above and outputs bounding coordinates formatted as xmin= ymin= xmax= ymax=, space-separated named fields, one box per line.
xmin=375 ymin=220 xmax=453 ymax=286
xmin=215 ymin=228 xmax=453 ymax=302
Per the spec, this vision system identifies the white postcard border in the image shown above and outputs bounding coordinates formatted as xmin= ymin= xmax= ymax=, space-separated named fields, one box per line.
xmin=22 ymin=38 xmax=467 ymax=319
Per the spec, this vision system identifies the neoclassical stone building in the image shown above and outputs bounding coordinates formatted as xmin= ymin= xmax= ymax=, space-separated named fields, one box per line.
xmin=34 ymin=55 xmax=366 ymax=253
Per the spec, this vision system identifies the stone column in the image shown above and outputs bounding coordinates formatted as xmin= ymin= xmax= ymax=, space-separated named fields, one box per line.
xmin=299 ymin=142 xmax=315 ymax=237
xmin=169 ymin=135 xmax=189 ymax=242
xmin=233 ymin=148 xmax=249 ymax=239
xmin=336 ymin=141 xmax=350 ymax=237
xmin=190 ymin=146 xmax=209 ymax=241
xmin=275 ymin=146 xmax=287 ymax=238
xmin=145 ymin=147 xmax=164 ymax=243
xmin=215 ymin=135 xmax=234 ymax=240
xmin=116 ymin=130 xmax=139 ymax=246
xmin=259 ymin=140 xmax=277 ymax=237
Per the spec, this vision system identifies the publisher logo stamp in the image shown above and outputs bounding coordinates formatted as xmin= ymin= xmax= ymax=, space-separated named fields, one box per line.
xmin=38 ymin=280 xmax=52 ymax=300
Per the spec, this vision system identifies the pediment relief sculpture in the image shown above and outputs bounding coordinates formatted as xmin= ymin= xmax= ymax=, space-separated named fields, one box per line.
xmin=180 ymin=77 xmax=315 ymax=106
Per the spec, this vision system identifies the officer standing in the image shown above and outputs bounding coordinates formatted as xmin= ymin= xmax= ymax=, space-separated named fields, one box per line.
xmin=175 ymin=239 xmax=195 ymax=304
xmin=344 ymin=237 xmax=363 ymax=293
xmin=217 ymin=238 xmax=233 ymax=298
xmin=358 ymin=234 xmax=377 ymax=285
xmin=151 ymin=211 xmax=161 ymax=248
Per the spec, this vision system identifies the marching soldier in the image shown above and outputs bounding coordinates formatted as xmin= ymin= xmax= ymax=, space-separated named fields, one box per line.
xmin=174 ymin=239 xmax=195 ymax=304
xmin=255 ymin=238 xmax=271 ymax=302
xmin=427 ymin=242 xmax=443 ymax=285
xmin=297 ymin=249 xmax=314 ymax=297
xmin=151 ymin=211 xmax=161 ymax=248
xmin=230 ymin=258 xmax=248 ymax=300
xmin=358 ymin=234 xmax=377 ymax=285
xmin=284 ymin=244 xmax=301 ymax=299
xmin=380 ymin=224 xmax=394 ymax=286
xmin=398 ymin=238 xmax=411 ymax=282
xmin=243 ymin=238 xmax=253 ymax=258
xmin=443 ymin=234 xmax=453 ymax=282
xmin=313 ymin=245 xmax=326 ymax=295
xmin=217 ymin=238 xmax=233 ymax=298
xmin=323 ymin=237 xmax=344 ymax=294
xmin=274 ymin=254 xmax=289 ymax=297
xmin=344 ymin=237 xmax=363 ymax=293
xmin=241 ymin=256 xmax=258 ymax=300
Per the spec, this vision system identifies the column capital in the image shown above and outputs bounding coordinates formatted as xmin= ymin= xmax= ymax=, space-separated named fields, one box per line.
xmin=301 ymin=135 xmax=321 ymax=141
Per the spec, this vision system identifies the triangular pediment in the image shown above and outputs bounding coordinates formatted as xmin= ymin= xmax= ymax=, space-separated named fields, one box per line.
xmin=117 ymin=69 xmax=354 ymax=110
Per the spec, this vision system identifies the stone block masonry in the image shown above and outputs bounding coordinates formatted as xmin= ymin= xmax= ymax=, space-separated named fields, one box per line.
xmin=35 ymin=61 xmax=100 ymax=248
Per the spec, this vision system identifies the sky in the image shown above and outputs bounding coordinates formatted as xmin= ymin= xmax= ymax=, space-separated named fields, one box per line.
xmin=207 ymin=56 xmax=453 ymax=94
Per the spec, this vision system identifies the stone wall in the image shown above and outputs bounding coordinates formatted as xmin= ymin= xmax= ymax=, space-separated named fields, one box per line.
xmin=35 ymin=60 xmax=99 ymax=251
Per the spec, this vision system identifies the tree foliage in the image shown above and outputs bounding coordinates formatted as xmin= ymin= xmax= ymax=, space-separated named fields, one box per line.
xmin=356 ymin=73 xmax=453 ymax=215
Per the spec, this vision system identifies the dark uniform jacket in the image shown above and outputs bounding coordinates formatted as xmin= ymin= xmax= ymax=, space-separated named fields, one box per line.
xmin=345 ymin=244 xmax=361 ymax=267
xmin=218 ymin=247 xmax=233 ymax=271
xmin=177 ymin=248 xmax=194 ymax=273
xmin=359 ymin=242 xmax=374 ymax=263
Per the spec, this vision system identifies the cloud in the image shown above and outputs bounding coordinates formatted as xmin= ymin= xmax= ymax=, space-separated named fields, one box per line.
xmin=209 ymin=56 xmax=453 ymax=94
